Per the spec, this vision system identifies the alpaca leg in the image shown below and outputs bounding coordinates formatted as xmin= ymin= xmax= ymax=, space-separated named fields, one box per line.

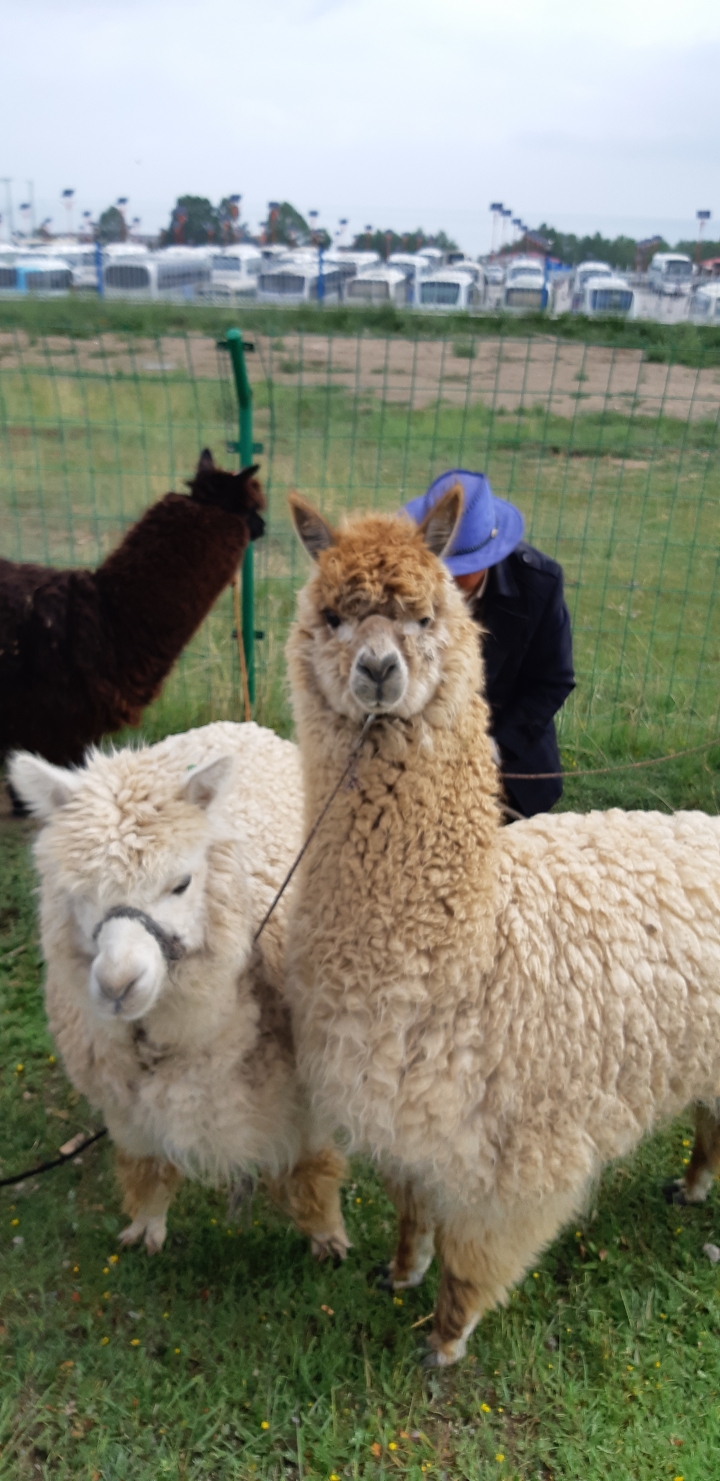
xmin=425 ymin=1192 xmax=579 ymax=1368
xmin=665 ymin=1102 xmax=720 ymax=1206
xmin=115 ymin=1150 xmax=183 ymax=1254
xmin=383 ymin=1177 xmax=436 ymax=1289
xmin=264 ymin=1147 xmax=350 ymax=1261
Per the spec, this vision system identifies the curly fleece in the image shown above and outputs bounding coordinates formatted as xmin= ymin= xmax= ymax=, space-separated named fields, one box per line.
xmin=286 ymin=511 xmax=720 ymax=1240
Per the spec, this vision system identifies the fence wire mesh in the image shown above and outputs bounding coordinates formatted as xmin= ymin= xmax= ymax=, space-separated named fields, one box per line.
xmin=1 ymin=323 xmax=719 ymax=756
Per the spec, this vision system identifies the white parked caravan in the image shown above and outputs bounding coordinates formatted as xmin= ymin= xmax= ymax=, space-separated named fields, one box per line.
xmin=387 ymin=253 xmax=433 ymax=305
xmin=690 ymin=282 xmax=720 ymax=323
xmin=32 ymin=239 xmax=99 ymax=290
xmin=256 ymin=255 xmax=343 ymax=304
xmin=345 ymin=267 xmax=409 ymax=306
xmin=209 ymin=245 xmax=262 ymax=297
xmin=419 ymin=270 xmax=484 ymax=310
xmin=569 ymin=260 xmax=613 ymax=309
xmin=573 ymin=273 xmax=634 ymax=317
xmin=503 ymin=258 xmax=548 ymax=311
xmin=104 ymin=247 xmax=211 ymax=298
xmin=647 ymin=253 xmax=693 ymax=296
xmin=0 ymin=255 xmax=73 ymax=294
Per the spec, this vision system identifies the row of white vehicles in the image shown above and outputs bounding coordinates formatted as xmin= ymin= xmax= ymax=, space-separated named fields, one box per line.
xmin=2 ymin=237 xmax=718 ymax=321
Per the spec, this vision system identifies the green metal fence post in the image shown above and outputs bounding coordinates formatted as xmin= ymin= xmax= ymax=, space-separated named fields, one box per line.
xmin=225 ymin=327 xmax=256 ymax=705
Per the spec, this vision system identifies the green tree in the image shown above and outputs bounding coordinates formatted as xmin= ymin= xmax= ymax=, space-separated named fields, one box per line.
xmin=160 ymin=196 xmax=222 ymax=246
xmin=96 ymin=205 xmax=126 ymax=243
xmin=351 ymin=226 xmax=458 ymax=259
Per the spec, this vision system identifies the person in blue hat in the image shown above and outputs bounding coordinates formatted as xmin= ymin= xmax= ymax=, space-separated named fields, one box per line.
xmin=403 ymin=470 xmax=575 ymax=817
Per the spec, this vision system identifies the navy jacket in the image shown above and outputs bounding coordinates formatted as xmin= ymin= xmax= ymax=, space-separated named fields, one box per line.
xmin=472 ymin=541 xmax=575 ymax=816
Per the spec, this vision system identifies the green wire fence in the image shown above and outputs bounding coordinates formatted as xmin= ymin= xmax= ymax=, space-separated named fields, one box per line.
xmin=1 ymin=321 xmax=719 ymax=756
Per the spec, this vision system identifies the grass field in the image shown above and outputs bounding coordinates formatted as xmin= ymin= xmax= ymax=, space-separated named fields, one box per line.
xmin=1 ymin=319 xmax=720 ymax=1475
xmin=2 ymin=805 xmax=720 ymax=1480
xmin=1 ymin=325 xmax=719 ymax=758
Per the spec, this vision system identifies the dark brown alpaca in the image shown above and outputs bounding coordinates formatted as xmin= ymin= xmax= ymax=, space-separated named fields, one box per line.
xmin=0 ymin=450 xmax=265 ymax=768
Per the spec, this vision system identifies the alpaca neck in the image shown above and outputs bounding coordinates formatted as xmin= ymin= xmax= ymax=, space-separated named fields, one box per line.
xmin=94 ymin=495 xmax=250 ymax=712
xmin=294 ymin=684 xmax=500 ymax=969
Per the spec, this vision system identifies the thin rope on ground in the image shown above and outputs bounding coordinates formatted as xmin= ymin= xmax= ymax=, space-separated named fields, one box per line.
xmin=0 ymin=1128 xmax=108 ymax=1191
xmin=504 ymin=739 xmax=719 ymax=780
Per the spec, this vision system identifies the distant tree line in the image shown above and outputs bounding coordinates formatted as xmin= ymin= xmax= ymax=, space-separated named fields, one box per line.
xmin=527 ymin=224 xmax=720 ymax=269
xmin=351 ymin=227 xmax=458 ymax=259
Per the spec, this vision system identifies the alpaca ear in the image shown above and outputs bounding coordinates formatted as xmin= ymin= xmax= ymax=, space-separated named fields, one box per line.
xmin=179 ymin=756 xmax=233 ymax=811
xmin=197 ymin=448 xmax=215 ymax=474
xmin=288 ymin=493 xmax=336 ymax=561
xmin=7 ymin=753 xmax=82 ymax=819
xmin=418 ymin=484 xmax=464 ymax=559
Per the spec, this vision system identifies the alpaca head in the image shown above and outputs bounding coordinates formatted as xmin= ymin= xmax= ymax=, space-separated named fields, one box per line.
xmin=188 ymin=449 xmax=266 ymax=540
xmin=9 ymin=746 xmax=249 ymax=1027
xmin=288 ymin=487 xmax=482 ymax=723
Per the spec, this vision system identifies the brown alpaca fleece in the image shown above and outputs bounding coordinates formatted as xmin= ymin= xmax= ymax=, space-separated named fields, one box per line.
xmin=0 ymin=455 xmax=264 ymax=766
xmin=285 ymin=498 xmax=720 ymax=1366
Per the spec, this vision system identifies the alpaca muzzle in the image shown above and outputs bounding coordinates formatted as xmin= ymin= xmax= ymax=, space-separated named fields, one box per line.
xmin=90 ymin=906 xmax=186 ymax=1022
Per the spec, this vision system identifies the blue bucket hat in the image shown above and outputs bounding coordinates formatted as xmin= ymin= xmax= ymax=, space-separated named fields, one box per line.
xmin=403 ymin=470 xmax=524 ymax=577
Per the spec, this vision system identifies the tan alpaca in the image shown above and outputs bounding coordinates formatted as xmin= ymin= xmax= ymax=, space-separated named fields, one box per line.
xmin=285 ymin=490 xmax=720 ymax=1366
xmin=11 ymin=722 xmax=348 ymax=1260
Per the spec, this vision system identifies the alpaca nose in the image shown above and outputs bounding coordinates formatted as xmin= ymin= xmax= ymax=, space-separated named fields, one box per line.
xmin=357 ymin=654 xmax=398 ymax=692
xmin=94 ymin=964 xmax=138 ymax=1008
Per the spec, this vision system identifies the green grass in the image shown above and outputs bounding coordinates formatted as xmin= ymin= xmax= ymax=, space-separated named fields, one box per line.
xmin=2 ymin=296 xmax=720 ymax=367
xmin=2 ymin=806 xmax=720 ymax=1480
xmin=2 ymin=321 xmax=720 ymax=1475
xmin=3 ymin=328 xmax=717 ymax=754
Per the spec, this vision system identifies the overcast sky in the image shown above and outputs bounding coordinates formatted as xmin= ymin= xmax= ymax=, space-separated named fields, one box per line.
xmin=1 ymin=0 xmax=718 ymax=252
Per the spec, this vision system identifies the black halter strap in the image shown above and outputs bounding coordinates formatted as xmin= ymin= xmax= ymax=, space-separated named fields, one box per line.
xmin=92 ymin=905 xmax=186 ymax=964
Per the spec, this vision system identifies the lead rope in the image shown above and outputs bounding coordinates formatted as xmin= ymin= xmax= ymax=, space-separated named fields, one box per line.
xmin=253 ymin=713 xmax=376 ymax=945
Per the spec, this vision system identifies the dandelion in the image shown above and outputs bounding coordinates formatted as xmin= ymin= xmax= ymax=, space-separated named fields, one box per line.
xmin=10 ymin=1219 xmax=19 ymax=1227
xmin=330 ymin=1474 xmax=340 ymax=1480
xmin=210 ymin=1218 xmax=217 ymax=1225
xmin=497 ymin=1406 xmax=504 ymax=1413
xmin=103 ymin=1266 xmax=109 ymax=1274
xmin=655 ymin=1361 xmax=661 ymax=1367
xmin=495 ymin=1456 xmax=505 ymax=1464
xmin=481 ymin=1402 xmax=491 ymax=1413
xmin=174 ymin=1347 xmax=180 ymax=1354
xmin=355 ymin=1197 xmax=362 ymax=1204
xmin=261 ymin=1421 xmax=269 ymax=1430
xmin=575 ymin=1230 xmax=582 ymax=1238
xmin=533 ymin=1272 xmax=539 ymax=1279
xmin=660 ymin=1313 xmax=667 ymax=1320
xmin=72 ymin=1265 xmax=79 ymax=1273
xmin=15 ymin=1064 xmax=24 ymax=1074
xmin=100 ymin=1336 xmax=109 ymax=1346
xmin=163 ymin=1311 xmax=169 ymax=1319
xmin=48 ymin=1054 xmax=56 ymax=1064
xmin=682 ymin=1139 xmax=690 ymax=1147
xmin=389 ymin=1441 xmax=397 ymax=1451
xmin=103 ymin=1292 xmax=110 ymax=1300
xmin=393 ymin=1296 xmax=403 ymax=1306
xmin=108 ymin=1254 xmax=119 ymax=1265
xmin=130 ymin=1338 xmax=140 ymax=1347
xmin=682 ymin=1158 xmax=690 ymax=1165
xmin=627 ymin=1365 xmax=633 ymax=1372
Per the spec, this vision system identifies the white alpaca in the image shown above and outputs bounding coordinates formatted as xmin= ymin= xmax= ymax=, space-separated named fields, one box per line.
xmin=10 ymin=722 xmax=348 ymax=1259
xmin=284 ymin=490 xmax=720 ymax=1366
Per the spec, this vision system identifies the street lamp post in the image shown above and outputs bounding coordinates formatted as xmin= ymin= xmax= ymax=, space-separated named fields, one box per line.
xmin=696 ymin=210 xmax=711 ymax=265
xmin=61 ymin=188 xmax=75 ymax=236
xmin=489 ymin=203 xmax=502 ymax=257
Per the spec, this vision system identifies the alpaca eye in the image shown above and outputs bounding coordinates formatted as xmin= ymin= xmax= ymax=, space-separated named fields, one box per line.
xmin=418 ymin=616 xmax=431 ymax=628
xmin=323 ymin=609 xmax=341 ymax=630
xmin=171 ymin=875 xmax=191 ymax=896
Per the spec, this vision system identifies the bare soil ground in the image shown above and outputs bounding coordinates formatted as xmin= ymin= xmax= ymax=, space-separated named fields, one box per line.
xmin=2 ymin=329 xmax=719 ymax=421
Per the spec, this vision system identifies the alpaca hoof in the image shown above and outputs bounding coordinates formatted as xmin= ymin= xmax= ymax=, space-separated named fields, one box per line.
xmin=420 ymin=1348 xmax=455 ymax=1370
xmin=118 ymin=1215 xmax=167 ymax=1254
xmin=310 ymin=1229 xmax=351 ymax=1263
xmin=663 ymin=1179 xmax=688 ymax=1206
